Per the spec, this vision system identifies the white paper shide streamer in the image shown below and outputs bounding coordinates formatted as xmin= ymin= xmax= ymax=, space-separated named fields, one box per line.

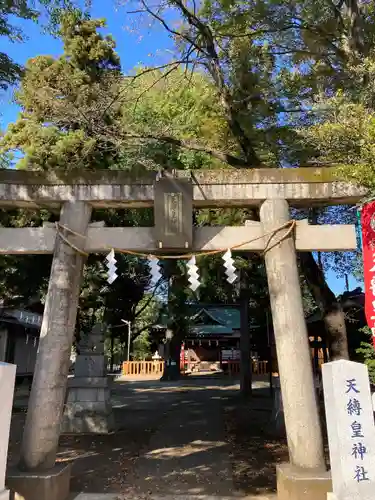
xmin=222 ymin=249 xmax=237 ymax=284
xmin=105 ymin=249 xmax=118 ymax=284
xmin=187 ymin=255 xmax=200 ymax=291
xmin=149 ymin=258 xmax=162 ymax=284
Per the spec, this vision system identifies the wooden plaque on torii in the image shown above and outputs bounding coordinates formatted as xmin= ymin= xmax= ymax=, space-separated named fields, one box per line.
xmin=153 ymin=176 xmax=193 ymax=251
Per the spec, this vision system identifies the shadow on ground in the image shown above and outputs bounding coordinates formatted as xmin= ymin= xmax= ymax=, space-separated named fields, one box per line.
xmin=8 ymin=376 xmax=287 ymax=497
xmin=223 ymin=392 xmax=288 ymax=495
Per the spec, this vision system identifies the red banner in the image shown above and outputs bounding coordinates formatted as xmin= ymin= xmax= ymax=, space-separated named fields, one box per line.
xmin=361 ymin=202 xmax=375 ymax=348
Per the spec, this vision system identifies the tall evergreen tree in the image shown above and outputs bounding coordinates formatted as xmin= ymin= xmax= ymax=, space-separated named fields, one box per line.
xmin=0 ymin=13 xmax=154 ymax=346
xmin=2 ymin=10 xmax=122 ymax=170
xmin=0 ymin=1 xmax=86 ymax=91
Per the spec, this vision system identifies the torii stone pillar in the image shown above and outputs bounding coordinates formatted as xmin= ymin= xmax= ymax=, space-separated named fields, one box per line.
xmin=7 ymin=202 xmax=91 ymax=500
xmin=260 ymin=199 xmax=329 ymax=500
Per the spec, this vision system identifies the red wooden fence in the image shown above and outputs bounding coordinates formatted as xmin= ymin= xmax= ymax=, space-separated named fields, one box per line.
xmin=121 ymin=359 xmax=269 ymax=377
xmin=122 ymin=361 xmax=164 ymax=376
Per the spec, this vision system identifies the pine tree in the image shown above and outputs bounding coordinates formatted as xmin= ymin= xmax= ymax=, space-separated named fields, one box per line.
xmin=1 ymin=10 xmax=122 ymax=170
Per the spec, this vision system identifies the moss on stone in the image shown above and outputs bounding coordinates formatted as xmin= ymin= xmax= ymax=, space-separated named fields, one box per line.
xmin=0 ymin=165 xmax=354 ymax=186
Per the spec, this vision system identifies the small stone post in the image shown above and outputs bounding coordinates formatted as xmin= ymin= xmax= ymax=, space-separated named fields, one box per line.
xmin=260 ymin=199 xmax=325 ymax=470
xmin=0 ymin=362 xmax=16 ymax=500
xmin=19 ymin=201 xmax=92 ymax=472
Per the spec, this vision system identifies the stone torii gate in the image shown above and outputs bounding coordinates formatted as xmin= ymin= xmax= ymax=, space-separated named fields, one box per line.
xmin=0 ymin=168 xmax=364 ymax=500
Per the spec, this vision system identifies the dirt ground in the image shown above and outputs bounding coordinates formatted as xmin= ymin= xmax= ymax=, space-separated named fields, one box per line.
xmin=223 ymin=394 xmax=289 ymax=495
xmin=8 ymin=377 xmax=289 ymax=497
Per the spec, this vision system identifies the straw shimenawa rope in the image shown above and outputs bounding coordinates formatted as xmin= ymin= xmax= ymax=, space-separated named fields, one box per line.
xmin=55 ymin=222 xmax=89 ymax=257
xmin=55 ymin=220 xmax=297 ymax=259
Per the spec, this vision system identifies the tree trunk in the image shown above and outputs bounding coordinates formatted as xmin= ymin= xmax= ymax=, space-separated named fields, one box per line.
xmin=345 ymin=0 xmax=366 ymax=56
xmin=110 ymin=332 xmax=114 ymax=373
xmin=299 ymin=252 xmax=349 ymax=360
xmin=160 ymin=330 xmax=181 ymax=381
xmin=239 ymin=296 xmax=252 ymax=397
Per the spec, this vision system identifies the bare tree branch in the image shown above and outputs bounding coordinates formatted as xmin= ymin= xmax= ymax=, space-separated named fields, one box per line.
xmin=287 ymin=15 xmax=349 ymax=62
xmin=168 ymin=0 xmax=262 ymax=166
xmin=119 ymin=132 xmax=249 ymax=167
xmin=325 ymin=0 xmax=346 ymax=29
xmin=139 ymin=0 xmax=206 ymax=56
xmin=133 ymin=276 xmax=164 ymax=320
xmin=131 ymin=322 xmax=156 ymax=341
xmin=343 ymin=0 xmax=366 ymax=56
xmin=101 ymin=61 xmax=183 ymax=117
xmin=214 ymin=23 xmax=299 ymax=39
xmin=24 ymin=81 xmax=252 ymax=169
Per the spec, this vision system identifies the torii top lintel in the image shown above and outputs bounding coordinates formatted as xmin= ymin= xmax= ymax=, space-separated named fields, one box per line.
xmin=0 ymin=167 xmax=366 ymax=208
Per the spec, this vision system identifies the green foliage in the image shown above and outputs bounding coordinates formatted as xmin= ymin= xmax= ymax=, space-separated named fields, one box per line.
xmin=0 ymin=14 xmax=154 ymax=341
xmin=41 ymin=1 xmax=92 ymax=33
xmin=103 ymin=335 xmax=124 ymax=364
xmin=299 ymin=97 xmax=375 ymax=189
xmin=0 ymin=0 xmax=37 ymax=90
xmin=0 ymin=208 xmax=55 ymax=305
xmin=117 ymin=68 xmax=234 ymax=170
xmin=191 ymin=0 xmax=375 ymax=167
xmin=1 ymin=10 xmax=122 ymax=170
xmin=3 ymin=0 xmax=371 ymax=353
xmin=356 ymin=327 xmax=375 ymax=384
xmin=113 ymin=0 xmax=372 ymax=356
xmin=0 ymin=148 xmax=12 ymax=169
xmin=0 ymin=1 xmax=88 ymax=91
xmin=103 ymin=287 xmax=162 ymax=362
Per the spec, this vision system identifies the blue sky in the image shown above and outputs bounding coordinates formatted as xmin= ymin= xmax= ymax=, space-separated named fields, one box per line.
xmin=0 ymin=1 xmax=364 ymax=296
xmin=1 ymin=1 xmax=175 ymax=127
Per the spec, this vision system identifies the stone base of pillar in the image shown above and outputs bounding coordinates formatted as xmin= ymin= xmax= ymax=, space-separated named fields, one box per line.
xmin=61 ymin=377 xmax=115 ymax=434
xmin=6 ymin=462 xmax=71 ymax=500
xmin=277 ymin=463 xmax=331 ymax=500
xmin=0 ymin=490 xmax=9 ymax=500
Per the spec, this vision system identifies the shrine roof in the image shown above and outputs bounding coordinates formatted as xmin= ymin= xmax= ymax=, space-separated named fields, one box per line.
xmin=187 ymin=305 xmax=240 ymax=337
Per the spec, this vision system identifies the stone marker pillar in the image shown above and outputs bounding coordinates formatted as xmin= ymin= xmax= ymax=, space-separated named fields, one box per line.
xmin=7 ymin=202 xmax=91 ymax=500
xmin=260 ymin=199 xmax=329 ymax=500
xmin=62 ymin=323 xmax=114 ymax=434
xmin=0 ymin=363 xmax=16 ymax=500
xmin=323 ymin=360 xmax=375 ymax=500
